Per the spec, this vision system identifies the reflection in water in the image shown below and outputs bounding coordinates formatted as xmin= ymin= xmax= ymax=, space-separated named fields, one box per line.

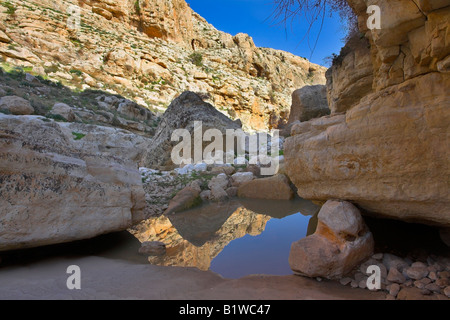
xmin=130 ymin=198 xmax=320 ymax=277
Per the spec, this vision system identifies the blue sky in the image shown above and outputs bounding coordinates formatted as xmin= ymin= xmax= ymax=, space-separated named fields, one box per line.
xmin=186 ymin=0 xmax=347 ymax=66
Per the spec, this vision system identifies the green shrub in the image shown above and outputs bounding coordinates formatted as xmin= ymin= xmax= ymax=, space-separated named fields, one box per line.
xmin=189 ymin=52 xmax=203 ymax=67
xmin=71 ymin=132 xmax=86 ymax=140
xmin=46 ymin=114 xmax=68 ymax=122
xmin=69 ymin=69 xmax=83 ymax=77
xmin=1 ymin=1 xmax=16 ymax=15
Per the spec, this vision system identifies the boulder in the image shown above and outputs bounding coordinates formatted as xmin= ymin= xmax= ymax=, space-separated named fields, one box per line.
xmin=0 ymin=96 xmax=34 ymax=115
xmin=0 ymin=114 xmax=146 ymax=251
xmin=289 ymin=200 xmax=374 ymax=279
xmin=144 ymin=92 xmax=242 ymax=169
xmin=163 ymin=186 xmax=201 ymax=215
xmin=288 ymin=85 xmax=330 ymax=123
xmin=237 ymin=174 xmax=294 ymax=200
xmin=230 ymin=172 xmax=254 ymax=187
xmin=51 ymin=102 xmax=75 ymax=122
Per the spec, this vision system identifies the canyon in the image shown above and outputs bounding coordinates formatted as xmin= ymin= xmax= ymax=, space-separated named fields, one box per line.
xmin=0 ymin=0 xmax=449 ymax=301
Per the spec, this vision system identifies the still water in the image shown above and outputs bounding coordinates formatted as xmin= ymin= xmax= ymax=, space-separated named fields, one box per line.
xmin=131 ymin=198 xmax=320 ymax=279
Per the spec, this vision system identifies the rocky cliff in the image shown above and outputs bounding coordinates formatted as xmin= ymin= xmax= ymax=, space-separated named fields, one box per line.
xmin=285 ymin=0 xmax=450 ymax=226
xmin=0 ymin=114 xmax=146 ymax=251
xmin=0 ymin=0 xmax=326 ymax=131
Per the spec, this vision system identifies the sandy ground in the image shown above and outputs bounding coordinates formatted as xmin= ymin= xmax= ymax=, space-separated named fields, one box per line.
xmin=0 ymin=255 xmax=387 ymax=300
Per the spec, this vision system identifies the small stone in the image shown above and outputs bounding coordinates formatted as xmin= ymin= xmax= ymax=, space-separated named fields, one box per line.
xmin=411 ymin=261 xmax=428 ymax=269
xmin=435 ymin=278 xmax=449 ymax=288
xmin=424 ymin=283 xmax=441 ymax=293
xmin=339 ymin=277 xmax=353 ymax=286
xmin=387 ymin=267 xmax=406 ymax=284
xmin=428 ymin=271 xmax=438 ymax=281
xmin=230 ymin=172 xmax=254 ymax=187
xmin=405 ymin=265 xmax=429 ymax=280
xmin=193 ymin=163 xmax=207 ymax=172
xmin=382 ymin=253 xmax=409 ymax=272
xmin=210 ymin=185 xmax=228 ymax=202
xmin=372 ymin=253 xmax=383 ymax=260
xmin=404 ymin=280 xmax=413 ymax=287
xmin=199 ymin=190 xmax=211 ymax=201
xmin=444 ymin=286 xmax=450 ymax=297
xmin=354 ymin=272 xmax=367 ymax=282
xmin=414 ymin=278 xmax=431 ymax=289
xmin=359 ymin=280 xmax=367 ymax=289
xmin=438 ymin=271 xmax=449 ymax=279
xmin=385 ymin=294 xmax=396 ymax=300
xmin=389 ymin=283 xmax=401 ymax=297
xmin=316 ymin=277 xmax=322 ymax=282
xmin=350 ymin=280 xmax=359 ymax=288
xmin=432 ymin=263 xmax=444 ymax=272
xmin=420 ymin=289 xmax=432 ymax=296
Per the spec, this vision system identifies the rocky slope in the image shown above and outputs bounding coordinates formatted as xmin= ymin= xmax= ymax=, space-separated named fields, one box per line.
xmin=0 ymin=0 xmax=326 ymax=131
xmin=284 ymin=0 xmax=450 ymax=226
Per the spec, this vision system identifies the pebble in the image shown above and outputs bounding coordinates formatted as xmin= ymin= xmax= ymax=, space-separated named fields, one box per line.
xmin=389 ymin=283 xmax=401 ymax=297
xmin=359 ymin=280 xmax=367 ymax=289
xmin=444 ymin=287 xmax=450 ymax=298
xmin=421 ymin=289 xmax=432 ymax=296
xmin=354 ymin=272 xmax=367 ymax=283
xmin=428 ymin=271 xmax=438 ymax=281
xmin=385 ymin=294 xmax=396 ymax=300
xmin=350 ymin=280 xmax=359 ymax=288
xmin=387 ymin=267 xmax=406 ymax=284
xmin=339 ymin=277 xmax=353 ymax=286
xmin=372 ymin=253 xmax=383 ymax=260
xmin=425 ymin=283 xmax=441 ymax=293
xmin=414 ymin=278 xmax=431 ymax=289
xmin=382 ymin=253 xmax=409 ymax=272
xmin=438 ymin=271 xmax=449 ymax=279
xmin=435 ymin=278 xmax=449 ymax=288
xmin=405 ymin=265 xmax=429 ymax=280
xmin=404 ymin=280 xmax=413 ymax=287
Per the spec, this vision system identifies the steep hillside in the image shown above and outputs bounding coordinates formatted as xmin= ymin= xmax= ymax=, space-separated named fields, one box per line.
xmin=0 ymin=0 xmax=326 ymax=130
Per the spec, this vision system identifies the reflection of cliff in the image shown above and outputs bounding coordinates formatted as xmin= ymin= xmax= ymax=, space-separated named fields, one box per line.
xmin=129 ymin=201 xmax=271 ymax=270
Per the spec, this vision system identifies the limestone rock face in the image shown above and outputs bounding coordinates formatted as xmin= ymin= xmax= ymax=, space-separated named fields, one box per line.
xmin=0 ymin=0 xmax=326 ymax=131
xmin=285 ymin=0 xmax=450 ymax=226
xmin=144 ymin=91 xmax=242 ymax=169
xmin=288 ymin=85 xmax=330 ymax=123
xmin=289 ymin=200 xmax=374 ymax=279
xmin=0 ymin=114 xmax=146 ymax=251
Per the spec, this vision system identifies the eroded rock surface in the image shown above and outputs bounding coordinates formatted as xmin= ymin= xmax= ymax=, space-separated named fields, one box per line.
xmin=285 ymin=0 xmax=450 ymax=226
xmin=0 ymin=114 xmax=146 ymax=251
